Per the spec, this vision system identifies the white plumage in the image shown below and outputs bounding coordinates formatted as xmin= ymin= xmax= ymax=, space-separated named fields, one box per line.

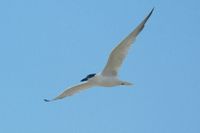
xmin=44 ymin=8 xmax=154 ymax=102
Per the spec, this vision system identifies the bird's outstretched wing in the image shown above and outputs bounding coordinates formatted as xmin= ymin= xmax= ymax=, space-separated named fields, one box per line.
xmin=44 ymin=82 xmax=95 ymax=102
xmin=101 ymin=8 xmax=154 ymax=77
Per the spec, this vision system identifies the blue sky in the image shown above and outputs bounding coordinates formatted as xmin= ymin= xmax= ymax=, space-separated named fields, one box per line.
xmin=0 ymin=0 xmax=199 ymax=133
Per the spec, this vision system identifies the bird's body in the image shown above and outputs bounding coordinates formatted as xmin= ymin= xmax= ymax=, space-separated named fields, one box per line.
xmin=44 ymin=8 xmax=154 ymax=102
xmin=87 ymin=74 xmax=128 ymax=87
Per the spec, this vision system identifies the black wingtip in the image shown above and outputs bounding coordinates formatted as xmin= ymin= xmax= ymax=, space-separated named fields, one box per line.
xmin=152 ymin=7 xmax=155 ymax=12
xmin=150 ymin=7 xmax=155 ymax=14
xmin=44 ymin=99 xmax=51 ymax=102
xmin=147 ymin=7 xmax=154 ymax=19
xmin=142 ymin=7 xmax=154 ymax=25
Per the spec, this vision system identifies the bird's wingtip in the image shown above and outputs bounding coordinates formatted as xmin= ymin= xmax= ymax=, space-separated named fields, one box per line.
xmin=151 ymin=7 xmax=155 ymax=13
xmin=149 ymin=7 xmax=154 ymax=16
xmin=143 ymin=7 xmax=154 ymax=23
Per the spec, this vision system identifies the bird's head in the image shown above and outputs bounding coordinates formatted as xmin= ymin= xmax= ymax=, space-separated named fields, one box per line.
xmin=80 ymin=73 xmax=96 ymax=82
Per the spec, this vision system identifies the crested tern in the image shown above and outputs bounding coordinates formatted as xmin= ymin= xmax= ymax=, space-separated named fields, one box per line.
xmin=44 ymin=8 xmax=154 ymax=102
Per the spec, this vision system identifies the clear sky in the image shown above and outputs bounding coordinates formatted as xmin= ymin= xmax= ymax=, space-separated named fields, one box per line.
xmin=0 ymin=0 xmax=199 ymax=133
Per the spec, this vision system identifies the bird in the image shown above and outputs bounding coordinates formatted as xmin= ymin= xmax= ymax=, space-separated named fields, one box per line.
xmin=44 ymin=8 xmax=154 ymax=102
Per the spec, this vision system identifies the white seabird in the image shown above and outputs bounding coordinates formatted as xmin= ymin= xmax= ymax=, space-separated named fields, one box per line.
xmin=44 ymin=8 xmax=154 ymax=102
